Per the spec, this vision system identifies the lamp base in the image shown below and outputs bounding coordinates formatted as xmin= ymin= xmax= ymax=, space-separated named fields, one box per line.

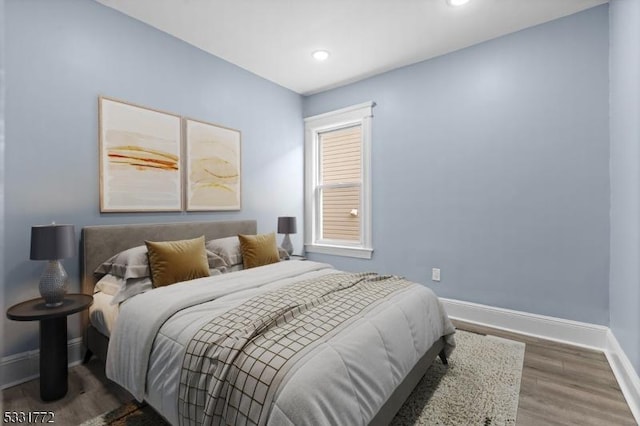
xmin=281 ymin=234 xmax=293 ymax=256
xmin=39 ymin=260 xmax=68 ymax=308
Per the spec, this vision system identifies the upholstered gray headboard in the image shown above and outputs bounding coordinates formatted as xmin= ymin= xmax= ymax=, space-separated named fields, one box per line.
xmin=81 ymin=220 xmax=257 ymax=296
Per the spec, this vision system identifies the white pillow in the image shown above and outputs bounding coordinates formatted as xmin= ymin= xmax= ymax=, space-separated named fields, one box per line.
xmin=94 ymin=273 xmax=121 ymax=296
xmin=94 ymin=273 xmax=153 ymax=305
xmin=206 ymin=236 xmax=243 ymax=266
xmin=227 ymin=264 xmax=244 ymax=273
xmin=112 ymin=276 xmax=153 ymax=305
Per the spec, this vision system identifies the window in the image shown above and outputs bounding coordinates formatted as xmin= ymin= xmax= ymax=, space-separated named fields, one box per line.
xmin=304 ymin=102 xmax=373 ymax=259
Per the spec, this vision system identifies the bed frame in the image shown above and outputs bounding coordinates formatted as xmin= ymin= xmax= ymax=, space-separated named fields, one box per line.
xmin=79 ymin=219 xmax=448 ymax=425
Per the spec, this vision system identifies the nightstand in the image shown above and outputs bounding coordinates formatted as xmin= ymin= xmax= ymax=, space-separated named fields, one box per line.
xmin=288 ymin=254 xmax=307 ymax=260
xmin=6 ymin=294 xmax=93 ymax=401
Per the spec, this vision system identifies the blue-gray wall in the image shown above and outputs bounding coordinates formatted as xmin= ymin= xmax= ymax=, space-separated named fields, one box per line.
xmin=304 ymin=6 xmax=610 ymax=325
xmin=3 ymin=0 xmax=303 ymax=357
xmin=609 ymin=0 xmax=640 ymax=375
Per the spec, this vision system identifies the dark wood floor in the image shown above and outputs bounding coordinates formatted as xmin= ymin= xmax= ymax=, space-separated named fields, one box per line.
xmin=2 ymin=321 xmax=637 ymax=425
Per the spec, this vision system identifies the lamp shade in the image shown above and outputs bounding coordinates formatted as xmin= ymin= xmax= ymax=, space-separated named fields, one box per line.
xmin=277 ymin=217 xmax=297 ymax=235
xmin=30 ymin=224 xmax=76 ymax=260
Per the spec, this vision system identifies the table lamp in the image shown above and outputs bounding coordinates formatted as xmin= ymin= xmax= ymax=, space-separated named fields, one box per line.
xmin=277 ymin=217 xmax=297 ymax=256
xmin=30 ymin=224 xmax=76 ymax=307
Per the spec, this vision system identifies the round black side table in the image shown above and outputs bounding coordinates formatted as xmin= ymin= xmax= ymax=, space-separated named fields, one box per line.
xmin=7 ymin=294 xmax=93 ymax=401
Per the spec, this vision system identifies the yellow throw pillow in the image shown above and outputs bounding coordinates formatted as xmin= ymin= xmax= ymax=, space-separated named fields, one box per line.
xmin=238 ymin=233 xmax=280 ymax=269
xmin=145 ymin=236 xmax=210 ymax=287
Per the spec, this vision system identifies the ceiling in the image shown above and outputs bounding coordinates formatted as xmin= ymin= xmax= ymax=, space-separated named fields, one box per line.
xmin=96 ymin=0 xmax=607 ymax=95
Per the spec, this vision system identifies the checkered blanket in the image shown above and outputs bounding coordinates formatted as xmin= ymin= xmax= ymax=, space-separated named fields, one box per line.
xmin=177 ymin=272 xmax=412 ymax=426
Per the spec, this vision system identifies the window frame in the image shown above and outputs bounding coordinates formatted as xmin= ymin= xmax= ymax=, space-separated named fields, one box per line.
xmin=304 ymin=102 xmax=374 ymax=259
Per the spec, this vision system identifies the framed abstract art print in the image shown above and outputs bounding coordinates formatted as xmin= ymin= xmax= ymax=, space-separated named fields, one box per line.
xmin=184 ymin=118 xmax=241 ymax=211
xmin=99 ymin=97 xmax=183 ymax=212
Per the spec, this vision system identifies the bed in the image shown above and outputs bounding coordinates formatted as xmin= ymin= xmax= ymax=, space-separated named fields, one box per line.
xmin=81 ymin=220 xmax=455 ymax=426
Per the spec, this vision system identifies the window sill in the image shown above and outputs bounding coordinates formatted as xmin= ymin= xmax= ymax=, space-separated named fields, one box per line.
xmin=304 ymin=244 xmax=373 ymax=259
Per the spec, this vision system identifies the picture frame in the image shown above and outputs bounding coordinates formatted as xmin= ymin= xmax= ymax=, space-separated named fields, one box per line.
xmin=99 ymin=96 xmax=183 ymax=212
xmin=184 ymin=117 xmax=242 ymax=211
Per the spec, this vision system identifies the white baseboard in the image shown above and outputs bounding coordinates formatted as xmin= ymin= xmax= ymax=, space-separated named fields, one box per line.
xmin=1 ymin=338 xmax=84 ymax=390
xmin=605 ymin=330 xmax=640 ymax=423
xmin=441 ymin=298 xmax=609 ymax=350
xmin=441 ymin=297 xmax=640 ymax=424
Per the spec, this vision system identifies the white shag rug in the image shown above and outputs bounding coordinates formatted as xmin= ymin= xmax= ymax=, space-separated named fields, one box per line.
xmin=392 ymin=330 xmax=525 ymax=426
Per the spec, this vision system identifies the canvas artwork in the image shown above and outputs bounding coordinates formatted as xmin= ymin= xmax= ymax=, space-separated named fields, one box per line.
xmin=99 ymin=97 xmax=182 ymax=212
xmin=185 ymin=118 xmax=241 ymax=211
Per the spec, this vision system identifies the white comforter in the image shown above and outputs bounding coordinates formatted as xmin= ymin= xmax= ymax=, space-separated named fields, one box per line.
xmin=106 ymin=261 xmax=455 ymax=425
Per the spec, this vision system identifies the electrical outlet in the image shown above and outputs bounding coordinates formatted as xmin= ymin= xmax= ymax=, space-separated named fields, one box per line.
xmin=432 ymin=268 xmax=441 ymax=282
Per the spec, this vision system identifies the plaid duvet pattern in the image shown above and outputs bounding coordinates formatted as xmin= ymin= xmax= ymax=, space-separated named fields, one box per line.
xmin=177 ymin=272 xmax=412 ymax=426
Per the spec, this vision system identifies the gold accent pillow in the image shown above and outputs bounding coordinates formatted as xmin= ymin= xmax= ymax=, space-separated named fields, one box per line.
xmin=145 ymin=236 xmax=210 ymax=287
xmin=238 ymin=233 xmax=280 ymax=269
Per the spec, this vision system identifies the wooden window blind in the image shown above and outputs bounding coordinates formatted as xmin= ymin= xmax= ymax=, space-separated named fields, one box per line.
xmin=319 ymin=125 xmax=361 ymax=242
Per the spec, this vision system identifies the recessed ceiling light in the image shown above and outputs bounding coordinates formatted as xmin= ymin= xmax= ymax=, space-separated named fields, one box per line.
xmin=447 ymin=0 xmax=470 ymax=6
xmin=312 ymin=50 xmax=330 ymax=61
